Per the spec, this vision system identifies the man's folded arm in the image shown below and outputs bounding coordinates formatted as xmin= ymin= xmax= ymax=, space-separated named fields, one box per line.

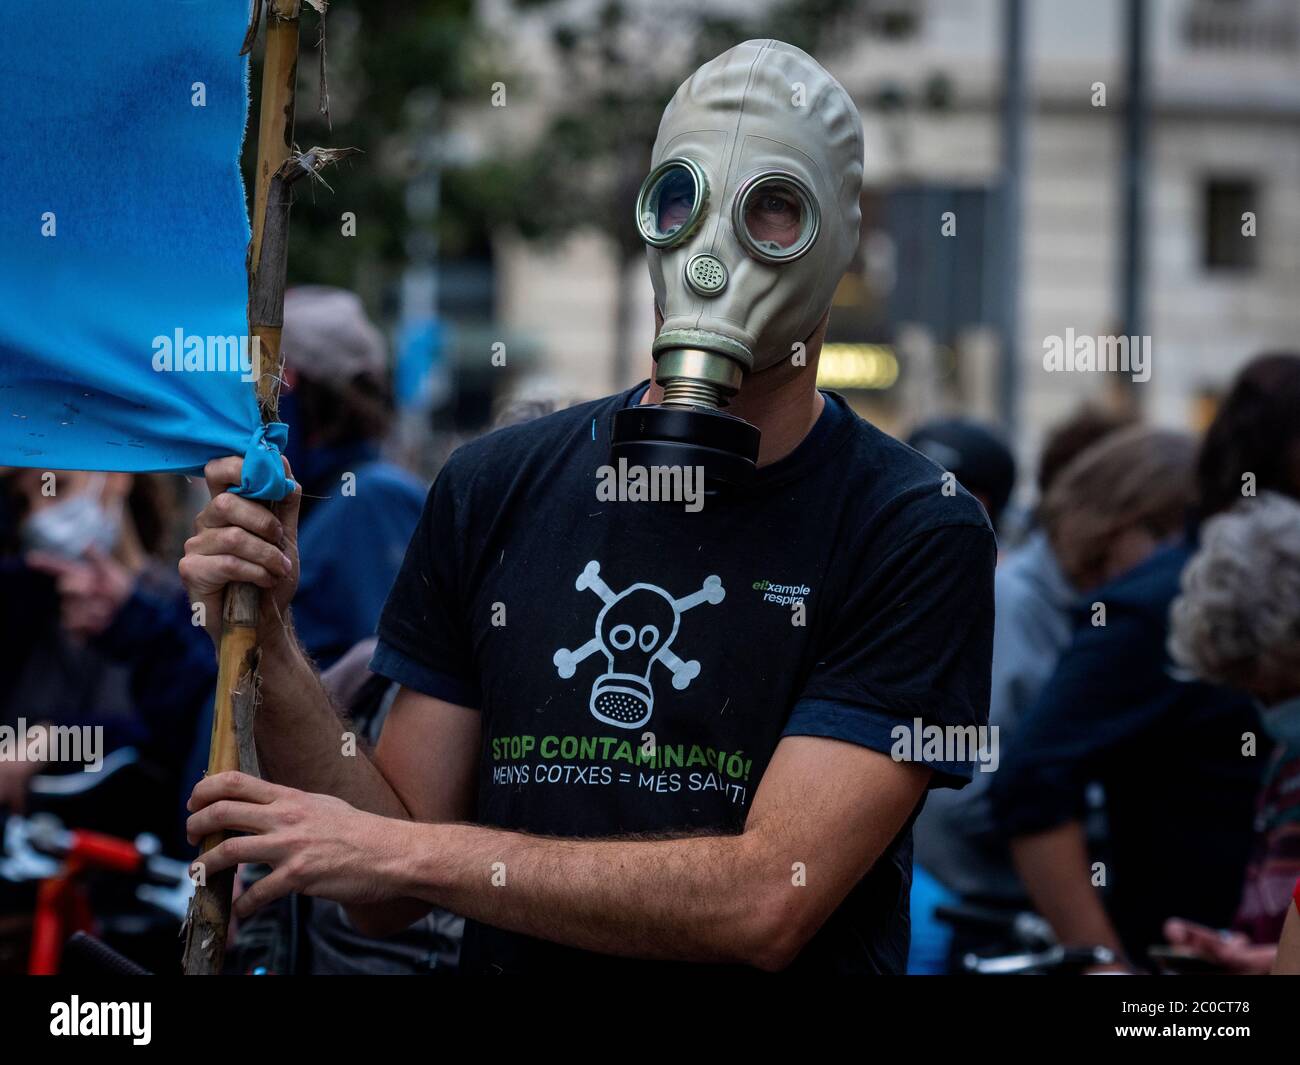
xmin=349 ymin=733 xmax=929 ymax=969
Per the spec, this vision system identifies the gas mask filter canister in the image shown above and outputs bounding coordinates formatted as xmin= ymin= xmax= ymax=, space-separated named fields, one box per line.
xmin=612 ymin=39 xmax=864 ymax=484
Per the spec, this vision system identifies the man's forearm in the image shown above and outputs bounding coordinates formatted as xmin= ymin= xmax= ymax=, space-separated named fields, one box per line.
xmin=1011 ymin=821 xmax=1126 ymax=959
xmin=198 ymin=737 xmax=925 ymax=963
xmin=386 ymin=821 xmax=804 ymax=969
xmin=251 ymin=623 xmax=407 ymax=820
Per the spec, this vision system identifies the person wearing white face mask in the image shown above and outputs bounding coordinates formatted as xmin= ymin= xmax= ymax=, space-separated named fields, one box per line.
xmin=8 ymin=469 xmax=147 ymax=644
xmin=18 ymin=471 xmax=126 ymax=561
xmin=0 ymin=469 xmax=206 ymax=840
xmin=1165 ymin=492 xmax=1300 ymax=974
xmin=0 ymin=469 xmax=136 ymax=811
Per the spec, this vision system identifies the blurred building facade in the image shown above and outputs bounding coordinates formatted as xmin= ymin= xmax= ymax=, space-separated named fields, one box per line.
xmin=469 ymin=0 xmax=1300 ymax=477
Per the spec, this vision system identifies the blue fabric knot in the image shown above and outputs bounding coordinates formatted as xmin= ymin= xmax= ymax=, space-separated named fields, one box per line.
xmin=230 ymin=421 xmax=294 ymax=501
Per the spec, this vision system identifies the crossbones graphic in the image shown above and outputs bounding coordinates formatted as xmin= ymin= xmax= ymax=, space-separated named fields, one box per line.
xmin=553 ymin=560 xmax=725 ymax=729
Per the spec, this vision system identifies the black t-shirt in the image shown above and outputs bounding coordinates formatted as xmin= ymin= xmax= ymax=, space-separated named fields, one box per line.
xmin=372 ymin=386 xmax=995 ymax=974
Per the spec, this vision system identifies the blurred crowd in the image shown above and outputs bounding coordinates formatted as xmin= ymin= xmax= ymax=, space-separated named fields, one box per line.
xmin=908 ymin=352 xmax=1300 ymax=975
xmin=3 ymin=285 xmax=1299 ymax=975
xmin=0 ymin=287 xmax=434 ymax=972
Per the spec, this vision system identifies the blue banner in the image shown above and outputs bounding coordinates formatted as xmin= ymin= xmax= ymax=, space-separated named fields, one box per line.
xmin=0 ymin=0 xmax=290 ymax=499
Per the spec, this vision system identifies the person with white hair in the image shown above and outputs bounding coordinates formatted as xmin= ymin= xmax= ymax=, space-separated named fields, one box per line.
xmin=1164 ymin=492 xmax=1300 ymax=973
xmin=991 ymin=352 xmax=1300 ymax=972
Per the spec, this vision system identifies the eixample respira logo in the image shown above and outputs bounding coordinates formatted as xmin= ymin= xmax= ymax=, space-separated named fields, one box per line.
xmin=752 ymin=578 xmax=810 ymax=607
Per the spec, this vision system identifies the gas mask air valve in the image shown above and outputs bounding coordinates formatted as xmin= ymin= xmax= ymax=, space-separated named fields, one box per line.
xmin=684 ymin=254 xmax=728 ymax=297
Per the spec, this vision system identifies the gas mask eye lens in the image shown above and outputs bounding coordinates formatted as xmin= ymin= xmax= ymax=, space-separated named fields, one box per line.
xmin=734 ymin=172 xmax=820 ymax=263
xmin=636 ymin=158 xmax=708 ymax=248
xmin=657 ymin=173 xmax=693 ymax=235
xmin=748 ymin=187 xmax=801 ymax=248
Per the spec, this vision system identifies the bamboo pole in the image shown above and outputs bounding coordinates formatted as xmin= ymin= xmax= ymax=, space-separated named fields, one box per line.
xmin=250 ymin=2 xmax=303 ymax=295
xmin=183 ymin=0 xmax=303 ymax=976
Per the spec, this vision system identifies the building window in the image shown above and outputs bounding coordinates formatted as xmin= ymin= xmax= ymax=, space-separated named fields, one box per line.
xmin=1204 ymin=178 xmax=1259 ymax=270
xmin=1183 ymin=0 xmax=1300 ymax=55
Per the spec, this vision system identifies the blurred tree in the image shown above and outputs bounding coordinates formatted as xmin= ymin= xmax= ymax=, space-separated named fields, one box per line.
xmin=243 ymin=0 xmax=497 ymax=312
xmin=447 ymin=0 xmax=900 ymax=383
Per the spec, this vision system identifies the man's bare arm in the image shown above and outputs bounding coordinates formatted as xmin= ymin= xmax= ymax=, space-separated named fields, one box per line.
xmin=1010 ymin=821 xmax=1127 ymax=963
xmin=181 ymin=458 xmax=485 ymax=829
xmin=180 ymin=458 xmax=489 ymax=934
xmin=374 ymin=736 xmax=930 ymax=968
xmin=344 ymin=687 xmax=481 ymax=933
xmin=252 ymin=630 xmax=410 ymax=817
xmin=192 ymin=735 xmax=930 ymax=969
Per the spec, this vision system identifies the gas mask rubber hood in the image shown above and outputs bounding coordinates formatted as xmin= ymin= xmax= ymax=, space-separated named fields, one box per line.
xmin=613 ymin=39 xmax=864 ymax=485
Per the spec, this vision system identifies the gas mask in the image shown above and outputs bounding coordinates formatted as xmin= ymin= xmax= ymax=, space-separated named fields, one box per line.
xmin=612 ymin=39 xmax=864 ymax=483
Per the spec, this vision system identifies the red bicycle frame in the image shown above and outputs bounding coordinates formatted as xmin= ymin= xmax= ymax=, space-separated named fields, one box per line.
xmin=27 ymin=829 xmax=141 ymax=975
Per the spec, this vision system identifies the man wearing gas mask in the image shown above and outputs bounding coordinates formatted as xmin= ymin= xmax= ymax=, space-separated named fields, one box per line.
xmin=180 ymin=40 xmax=995 ymax=974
